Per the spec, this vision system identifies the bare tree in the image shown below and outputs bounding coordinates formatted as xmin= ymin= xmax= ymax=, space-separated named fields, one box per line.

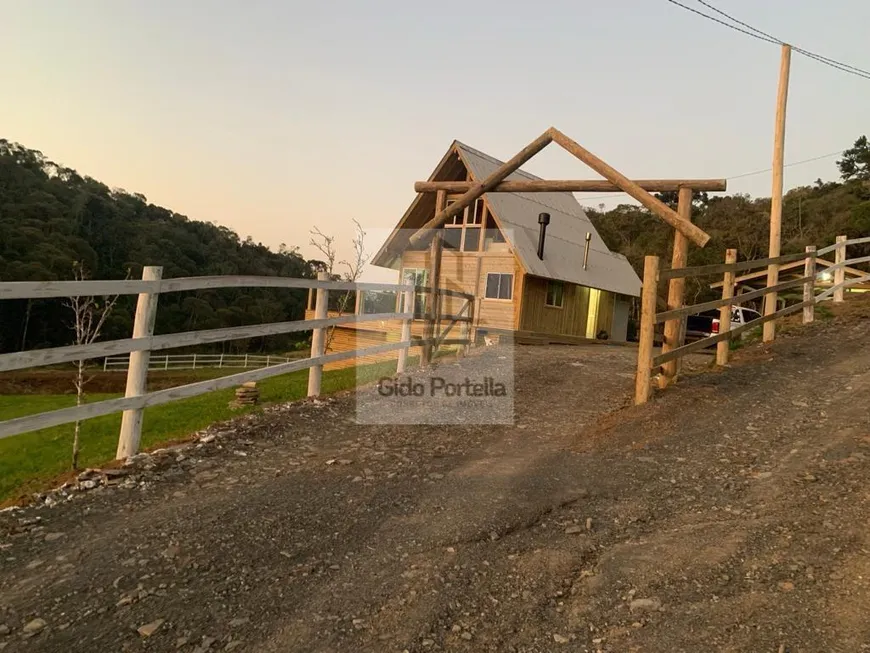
xmin=309 ymin=227 xmax=337 ymax=275
xmin=65 ymin=262 xmax=125 ymax=470
xmin=309 ymin=219 xmax=369 ymax=349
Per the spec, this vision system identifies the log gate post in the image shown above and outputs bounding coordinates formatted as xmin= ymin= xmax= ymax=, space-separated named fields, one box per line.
xmin=397 ymin=286 xmax=414 ymax=374
xmin=635 ymin=256 xmax=659 ymax=405
xmin=423 ymin=190 xmax=446 ymax=367
xmin=661 ymin=186 xmax=693 ymax=383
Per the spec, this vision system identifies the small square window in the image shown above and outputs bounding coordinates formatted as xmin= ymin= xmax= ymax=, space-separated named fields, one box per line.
xmin=545 ymin=281 xmax=564 ymax=308
xmin=485 ymin=273 xmax=513 ymax=300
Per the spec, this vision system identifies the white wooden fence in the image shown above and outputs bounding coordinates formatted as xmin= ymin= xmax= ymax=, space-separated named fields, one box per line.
xmin=102 ymin=353 xmax=296 ymax=372
xmin=636 ymin=234 xmax=870 ymax=404
xmin=0 ymin=269 xmax=475 ymax=458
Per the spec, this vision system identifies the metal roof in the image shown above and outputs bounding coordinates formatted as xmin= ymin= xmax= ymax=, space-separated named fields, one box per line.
xmin=455 ymin=142 xmax=641 ymax=297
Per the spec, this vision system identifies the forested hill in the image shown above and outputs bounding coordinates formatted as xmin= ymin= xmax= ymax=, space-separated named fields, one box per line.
xmin=587 ymin=137 xmax=870 ymax=302
xmin=0 ymin=139 xmax=319 ymax=354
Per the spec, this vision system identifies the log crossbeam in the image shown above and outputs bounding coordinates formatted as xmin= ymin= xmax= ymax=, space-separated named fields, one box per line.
xmin=406 ymin=127 xmax=714 ymax=249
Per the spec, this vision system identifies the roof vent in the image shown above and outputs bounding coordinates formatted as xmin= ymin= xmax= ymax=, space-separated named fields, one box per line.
xmin=537 ymin=213 xmax=550 ymax=260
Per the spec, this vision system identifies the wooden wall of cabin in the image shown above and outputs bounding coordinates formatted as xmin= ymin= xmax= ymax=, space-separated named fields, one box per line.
xmin=519 ymin=277 xmax=590 ymax=336
xmin=400 ymin=250 xmax=521 ymax=332
xmin=519 ymin=277 xmax=620 ymax=339
xmin=321 ymin=325 xmax=424 ymax=371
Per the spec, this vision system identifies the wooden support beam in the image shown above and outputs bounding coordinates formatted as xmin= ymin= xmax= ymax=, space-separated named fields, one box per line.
xmin=763 ymin=44 xmax=792 ymax=343
xmin=408 ymin=131 xmax=553 ymax=247
xmin=415 ymin=179 xmax=728 ymax=193
xmin=635 ymin=255 xmax=659 ymax=406
xmin=548 ymin=128 xmax=711 ymax=247
xmin=661 ymin=187 xmax=693 ymax=383
xmin=716 ymin=249 xmax=737 ymax=366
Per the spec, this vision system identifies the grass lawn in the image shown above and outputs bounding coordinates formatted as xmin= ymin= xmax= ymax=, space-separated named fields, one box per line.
xmin=0 ymin=360 xmax=400 ymax=503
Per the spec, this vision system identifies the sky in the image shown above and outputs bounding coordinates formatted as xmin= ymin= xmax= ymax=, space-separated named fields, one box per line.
xmin=3 ymin=0 xmax=869 ymax=281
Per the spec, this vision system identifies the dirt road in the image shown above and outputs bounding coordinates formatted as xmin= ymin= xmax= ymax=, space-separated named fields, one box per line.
xmin=1 ymin=305 xmax=869 ymax=652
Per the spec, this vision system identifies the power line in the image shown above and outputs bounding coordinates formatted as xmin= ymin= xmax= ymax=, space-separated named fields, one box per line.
xmin=695 ymin=0 xmax=870 ymax=78
xmin=663 ymin=0 xmax=777 ymax=45
xmin=726 ymin=150 xmax=843 ymax=181
xmin=577 ymin=149 xmax=844 ymax=204
xmin=664 ymin=0 xmax=870 ymax=81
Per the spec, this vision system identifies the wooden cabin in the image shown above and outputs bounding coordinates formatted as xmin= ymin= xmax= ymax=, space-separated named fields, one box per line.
xmin=372 ymin=140 xmax=641 ymax=341
xmin=307 ymin=140 xmax=642 ymax=368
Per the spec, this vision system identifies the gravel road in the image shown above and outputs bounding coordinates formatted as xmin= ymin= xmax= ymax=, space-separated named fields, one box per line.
xmin=1 ymin=302 xmax=869 ymax=653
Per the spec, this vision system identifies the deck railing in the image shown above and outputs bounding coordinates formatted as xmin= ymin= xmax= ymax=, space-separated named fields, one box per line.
xmin=635 ymin=234 xmax=870 ymax=405
xmin=0 ymin=269 xmax=474 ymax=458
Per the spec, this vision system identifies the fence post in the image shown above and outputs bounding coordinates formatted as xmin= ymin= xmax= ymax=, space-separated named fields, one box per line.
xmin=219 ymin=353 xmax=224 ymax=368
xmin=803 ymin=246 xmax=816 ymax=323
xmin=716 ymin=249 xmax=738 ymax=366
xmin=244 ymin=353 xmax=249 ymax=368
xmin=834 ymin=235 xmax=847 ymax=303
xmin=116 ymin=266 xmax=163 ymax=459
xmin=103 ymin=358 xmax=109 ymax=372
xmin=192 ymin=353 xmax=197 ymax=370
xmin=307 ymin=271 xmax=329 ymax=397
xmin=397 ymin=287 xmax=414 ymax=374
xmin=266 ymin=355 xmax=271 ymax=367
xmin=634 ymin=256 xmax=659 ymax=406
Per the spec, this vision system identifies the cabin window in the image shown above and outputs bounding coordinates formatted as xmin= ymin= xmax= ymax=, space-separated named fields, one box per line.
xmin=545 ymin=281 xmax=564 ymax=308
xmin=463 ymin=227 xmax=481 ymax=252
xmin=442 ymin=228 xmax=462 ymax=250
xmin=402 ymin=268 xmax=429 ymax=317
xmin=470 ymin=198 xmax=485 ymax=225
xmin=484 ymin=214 xmax=507 ymax=250
xmin=485 ymin=273 xmax=513 ymax=300
xmin=444 ymin=198 xmax=486 ymax=251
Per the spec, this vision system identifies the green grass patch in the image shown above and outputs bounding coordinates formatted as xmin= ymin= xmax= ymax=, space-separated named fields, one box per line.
xmin=0 ymin=359 xmax=400 ymax=503
xmin=814 ymin=303 xmax=834 ymax=320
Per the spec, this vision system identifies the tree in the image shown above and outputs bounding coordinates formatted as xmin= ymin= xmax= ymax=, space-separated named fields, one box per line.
xmin=1 ymin=139 xmax=318 ymax=356
xmin=838 ymin=136 xmax=870 ymax=181
xmin=308 ymin=220 xmax=369 ymax=349
xmin=65 ymin=262 xmax=125 ymax=470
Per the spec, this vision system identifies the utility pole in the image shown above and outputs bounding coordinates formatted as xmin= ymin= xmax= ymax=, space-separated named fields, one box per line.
xmin=763 ymin=43 xmax=792 ymax=343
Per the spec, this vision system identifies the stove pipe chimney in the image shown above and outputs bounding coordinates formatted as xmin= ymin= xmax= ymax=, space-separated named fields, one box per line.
xmin=537 ymin=212 xmax=550 ymax=260
xmin=583 ymin=232 xmax=592 ymax=270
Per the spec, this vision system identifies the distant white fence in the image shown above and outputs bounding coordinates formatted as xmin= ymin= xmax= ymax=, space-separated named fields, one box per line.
xmin=103 ymin=353 xmax=295 ymax=372
xmin=0 ymin=269 xmax=474 ymax=458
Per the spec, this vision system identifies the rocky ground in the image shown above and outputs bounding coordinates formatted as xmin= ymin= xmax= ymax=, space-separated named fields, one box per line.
xmin=1 ymin=301 xmax=869 ymax=653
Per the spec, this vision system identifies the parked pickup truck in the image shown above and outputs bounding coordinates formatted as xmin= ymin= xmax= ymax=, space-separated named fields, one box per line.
xmin=685 ymin=306 xmax=762 ymax=341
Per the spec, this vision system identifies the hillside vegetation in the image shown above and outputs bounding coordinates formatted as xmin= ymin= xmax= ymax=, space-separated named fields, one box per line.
xmin=0 ymin=140 xmax=319 ymax=355
xmin=587 ymin=136 xmax=870 ymax=302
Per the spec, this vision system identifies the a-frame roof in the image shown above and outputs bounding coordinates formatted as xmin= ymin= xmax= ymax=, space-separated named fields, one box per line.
xmin=372 ymin=140 xmax=642 ymax=298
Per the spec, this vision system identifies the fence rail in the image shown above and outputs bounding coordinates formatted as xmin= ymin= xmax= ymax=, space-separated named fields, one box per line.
xmin=0 ymin=270 xmax=476 ymax=455
xmin=102 ymin=353 xmax=298 ymax=372
xmin=636 ymin=234 xmax=870 ymax=405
